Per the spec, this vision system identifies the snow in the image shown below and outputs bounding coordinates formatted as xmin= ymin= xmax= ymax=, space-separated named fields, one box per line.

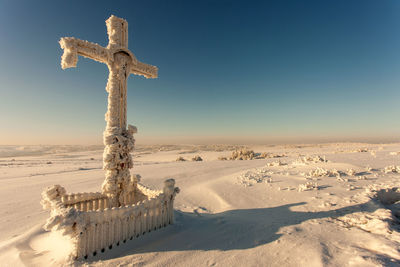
xmin=0 ymin=142 xmax=399 ymax=266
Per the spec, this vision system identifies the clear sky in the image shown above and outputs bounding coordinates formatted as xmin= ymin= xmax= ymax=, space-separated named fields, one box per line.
xmin=0 ymin=0 xmax=399 ymax=145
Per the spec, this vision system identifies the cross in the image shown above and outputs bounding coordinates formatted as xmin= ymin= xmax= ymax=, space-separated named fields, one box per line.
xmin=59 ymin=15 xmax=158 ymax=205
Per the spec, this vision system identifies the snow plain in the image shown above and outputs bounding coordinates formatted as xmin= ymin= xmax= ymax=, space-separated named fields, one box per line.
xmin=0 ymin=143 xmax=399 ymax=266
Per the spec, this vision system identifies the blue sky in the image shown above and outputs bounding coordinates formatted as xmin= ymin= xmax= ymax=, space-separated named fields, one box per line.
xmin=0 ymin=0 xmax=399 ymax=145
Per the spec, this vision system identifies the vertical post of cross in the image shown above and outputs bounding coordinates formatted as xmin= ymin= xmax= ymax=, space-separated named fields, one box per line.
xmin=106 ymin=15 xmax=128 ymax=50
xmin=58 ymin=15 xmax=158 ymax=207
xmin=106 ymin=16 xmax=129 ymax=131
xmin=102 ymin=16 xmax=133 ymax=206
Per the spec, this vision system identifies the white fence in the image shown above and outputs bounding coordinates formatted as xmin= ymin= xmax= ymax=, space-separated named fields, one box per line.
xmin=42 ymin=179 xmax=179 ymax=260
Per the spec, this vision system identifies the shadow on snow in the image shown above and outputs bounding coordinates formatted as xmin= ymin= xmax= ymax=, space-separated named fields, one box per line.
xmin=91 ymin=199 xmax=381 ymax=262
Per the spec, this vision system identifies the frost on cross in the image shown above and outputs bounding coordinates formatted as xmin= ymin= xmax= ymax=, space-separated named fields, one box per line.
xmin=41 ymin=15 xmax=179 ymax=260
xmin=60 ymin=15 xmax=157 ymax=206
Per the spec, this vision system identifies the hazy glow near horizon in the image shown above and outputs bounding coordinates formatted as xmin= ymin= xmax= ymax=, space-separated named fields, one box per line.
xmin=0 ymin=1 xmax=399 ymax=145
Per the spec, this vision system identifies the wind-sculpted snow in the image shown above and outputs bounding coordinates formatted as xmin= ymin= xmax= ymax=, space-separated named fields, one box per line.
xmin=0 ymin=145 xmax=103 ymax=158
xmin=2 ymin=142 xmax=400 ymax=266
xmin=333 ymin=185 xmax=400 ymax=249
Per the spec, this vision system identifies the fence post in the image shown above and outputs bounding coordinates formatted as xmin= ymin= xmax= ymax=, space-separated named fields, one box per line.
xmin=163 ymin=179 xmax=180 ymax=224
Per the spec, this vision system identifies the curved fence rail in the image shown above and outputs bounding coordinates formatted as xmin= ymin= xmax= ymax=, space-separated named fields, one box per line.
xmin=41 ymin=179 xmax=179 ymax=260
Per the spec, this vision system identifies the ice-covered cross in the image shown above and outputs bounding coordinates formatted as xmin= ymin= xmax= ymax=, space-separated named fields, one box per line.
xmin=59 ymin=15 xmax=158 ymax=205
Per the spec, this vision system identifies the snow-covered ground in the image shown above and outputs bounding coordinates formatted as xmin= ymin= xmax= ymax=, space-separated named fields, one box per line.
xmin=0 ymin=143 xmax=399 ymax=266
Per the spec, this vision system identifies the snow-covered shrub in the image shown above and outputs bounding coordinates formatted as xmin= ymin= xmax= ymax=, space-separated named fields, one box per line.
xmin=346 ymin=169 xmax=357 ymax=176
xmin=266 ymin=160 xmax=286 ymax=167
xmin=259 ymin=152 xmax=286 ymax=159
xmin=298 ymin=182 xmax=319 ymax=192
xmin=306 ymin=167 xmax=340 ymax=178
xmin=293 ymin=155 xmax=328 ymax=165
xmin=191 ymin=155 xmax=203 ymax=161
xmin=383 ymin=165 xmax=400 ymax=173
xmin=237 ymin=167 xmax=273 ymax=186
xmin=230 ymin=149 xmax=256 ymax=160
